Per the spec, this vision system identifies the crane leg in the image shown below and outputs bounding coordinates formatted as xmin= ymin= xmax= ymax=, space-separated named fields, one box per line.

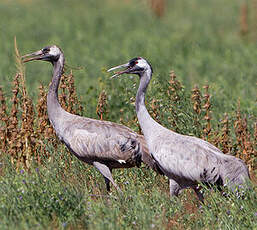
xmin=193 ymin=186 xmax=204 ymax=203
xmin=169 ymin=179 xmax=181 ymax=197
xmin=104 ymin=177 xmax=111 ymax=192
xmin=93 ymin=162 xmax=122 ymax=193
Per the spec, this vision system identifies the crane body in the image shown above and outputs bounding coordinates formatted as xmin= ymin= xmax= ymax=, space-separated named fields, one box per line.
xmin=108 ymin=57 xmax=250 ymax=201
xmin=22 ymin=46 xmax=161 ymax=193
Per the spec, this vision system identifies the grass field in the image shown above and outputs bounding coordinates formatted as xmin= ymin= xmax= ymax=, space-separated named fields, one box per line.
xmin=0 ymin=0 xmax=256 ymax=229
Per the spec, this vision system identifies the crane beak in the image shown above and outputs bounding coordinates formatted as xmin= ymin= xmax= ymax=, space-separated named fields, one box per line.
xmin=107 ymin=63 xmax=130 ymax=79
xmin=21 ymin=50 xmax=45 ymax=63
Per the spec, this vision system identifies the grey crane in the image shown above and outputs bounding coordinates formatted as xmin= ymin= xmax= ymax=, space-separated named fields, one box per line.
xmin=22 ymin=46 xmax=162 ymax=193
xmin=108 ymin=57 xmax=250 ymax=201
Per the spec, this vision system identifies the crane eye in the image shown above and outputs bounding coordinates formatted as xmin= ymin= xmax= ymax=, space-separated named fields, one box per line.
xmin=42 ymin=48 xmax=50 ymax=53
xmin=130 ymin=61 xmax=138 ymax=67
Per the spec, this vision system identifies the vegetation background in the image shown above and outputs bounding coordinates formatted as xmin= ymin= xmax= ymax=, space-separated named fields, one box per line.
xmin=0 ymin=0 xmax=256 ymax=229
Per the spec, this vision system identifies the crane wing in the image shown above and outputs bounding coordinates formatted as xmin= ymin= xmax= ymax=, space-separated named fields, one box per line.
xmin=151 ymin=134 xmax=226 ymax=184
xmin=62 ymin=118 xmax=143 ymax=167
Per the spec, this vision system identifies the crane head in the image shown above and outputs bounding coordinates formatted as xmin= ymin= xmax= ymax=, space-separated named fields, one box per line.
xmin=107 ymin=57 xmax=153 ymax=78
xmin=22 ymin=45 xmax=62 ymax=63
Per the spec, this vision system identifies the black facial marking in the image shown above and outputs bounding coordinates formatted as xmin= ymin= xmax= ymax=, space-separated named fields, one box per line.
xmin=129 ymin=57 xmax=139 ymax=67
xmin=128 ymin=57 xmax=153 ymax=74
xmin=42 ymin=46 xmax=50 ymax=54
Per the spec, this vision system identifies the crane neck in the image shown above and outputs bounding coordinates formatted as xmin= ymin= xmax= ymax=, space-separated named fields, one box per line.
xmin=47 ymin=54 xmax=66 ymax=128
xmin=135 ymin=69 xmax=151 ymax=113
xmin=135 ymin=68 xmax=158 ymax=139
xmin=48 ymin=54 xmax=64 ymax=100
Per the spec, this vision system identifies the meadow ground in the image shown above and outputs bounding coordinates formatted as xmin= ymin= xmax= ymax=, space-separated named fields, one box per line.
xmin=0 ymin=0 xmax=256 ymax=229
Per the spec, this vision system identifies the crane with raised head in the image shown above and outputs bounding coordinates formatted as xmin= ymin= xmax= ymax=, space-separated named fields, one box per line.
xmin=22 ymin=46 xmax=162 ymax=193
xmin=108 ymin=57 xmax=250 ymax=201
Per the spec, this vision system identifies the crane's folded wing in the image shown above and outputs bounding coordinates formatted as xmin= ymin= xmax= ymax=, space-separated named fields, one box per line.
xmin=64 ymin=127 xmax=142 ymax=165
xmin=151 ymin=135 xmax=225 ymax=184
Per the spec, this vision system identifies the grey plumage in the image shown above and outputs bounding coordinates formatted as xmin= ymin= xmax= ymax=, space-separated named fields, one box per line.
xmin=108 ymin=57 xmax=250 ymax=201
xmin=22 ymin=46 xmax=161 ymax=193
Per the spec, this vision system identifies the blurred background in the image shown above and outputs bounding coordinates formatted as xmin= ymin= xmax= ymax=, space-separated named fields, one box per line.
xmin=0 ymin=0 xmax=256 ymax=113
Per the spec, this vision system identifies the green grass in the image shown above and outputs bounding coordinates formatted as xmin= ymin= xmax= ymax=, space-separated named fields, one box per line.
xmin=0 ymin=0 xmax=256 ymax=229
xmin=0 ymin=151 xmax=256 ymax=230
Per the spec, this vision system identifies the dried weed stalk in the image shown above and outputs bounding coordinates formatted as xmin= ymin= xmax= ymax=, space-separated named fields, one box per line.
xmin=252 ymin=0 xmax=257 ymax=40
xmin=96 ymin=90 xmax=108 ymax=120
xmin=8 ymin=74 xmax=22 ymax=166
xmin=13 ymin=40 xmax=36 ymax=169
xmin=220 ymin=113 xmax=232 ymax=154
xmin=150 ymin=99 xmax=161 ymax=124
xmin=168 ymin=71 xmax=182 ymax=102
xmin=167 ymin=70 xmax=182 ymax=131
xmin=191 ymin=85 xmax=202 ymax=132
xmin=240 ymin=2 xmax=248 ymax=36
xmin=191 ymin=85 xmax=202 ymax=115
xmin=0 ymin=86 xmax=8 ymax=152
xmin=150 ymin=0 xmax=165 ymax=18
xmin=66 ymin=71 xmax=83 ymax=115
xmin=202 ymin=85 xmax=212 ymax=140
xmin=59 ymin=71 xmax=83 ymax=115
xmin=20 ymin=94 xmax=35 ymax=168
xmin=234 ymin=100 xmax=256 ymax=171
xmin=59 ymin=74 xmax=68 ymax=111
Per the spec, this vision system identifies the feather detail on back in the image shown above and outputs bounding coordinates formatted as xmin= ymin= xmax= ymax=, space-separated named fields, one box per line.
xmin=59 ymin=115 xmax=161 ymax=172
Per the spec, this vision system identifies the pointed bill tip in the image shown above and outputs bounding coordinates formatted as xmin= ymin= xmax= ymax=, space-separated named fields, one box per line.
xmin=21 ymin=53 xmax=31 ymax=59
xmin=107 ymin=63 xmax=129 ymax=73
xmin=110 ymin=73 xmax=122 ymax=79
xmin=21 ymin=50 xmax=43 ymax=59
xmin=21 ymin=50 xmax=43 ymax=63
xmin=107 ymin=67 xmax=115 ymax=72
xmin=110 ymin=75 xmax=118 ymax=79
